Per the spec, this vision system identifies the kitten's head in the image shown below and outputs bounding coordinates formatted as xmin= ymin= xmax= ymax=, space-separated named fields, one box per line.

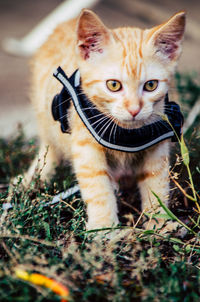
xmin=75 ymin=9 xmax=185 ymax=128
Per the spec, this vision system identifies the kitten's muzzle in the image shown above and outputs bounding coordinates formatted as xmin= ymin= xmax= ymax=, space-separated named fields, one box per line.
xmin=127 ymin=106 xmax=141 ymax=118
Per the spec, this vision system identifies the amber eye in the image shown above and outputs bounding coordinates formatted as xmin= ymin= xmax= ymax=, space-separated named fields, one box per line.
xmin=143 ymin=80 xmax=158 ymax=92
xmin=106 ymin=80 xmax=122 ymax=92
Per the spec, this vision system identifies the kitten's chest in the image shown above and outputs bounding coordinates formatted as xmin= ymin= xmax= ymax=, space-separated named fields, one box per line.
xmin=106 ymin=150 xmax=144 ymax=188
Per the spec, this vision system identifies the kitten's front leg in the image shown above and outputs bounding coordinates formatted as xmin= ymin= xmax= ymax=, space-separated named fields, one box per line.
xmin=71 ymin=128 xmax=119 ymax=230
xmin=137 ymin=141 xmax=179 ymax=232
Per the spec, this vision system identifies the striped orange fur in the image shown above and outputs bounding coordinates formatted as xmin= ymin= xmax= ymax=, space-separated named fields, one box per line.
xmin=25 ymin=9 xmax=185 ymax=233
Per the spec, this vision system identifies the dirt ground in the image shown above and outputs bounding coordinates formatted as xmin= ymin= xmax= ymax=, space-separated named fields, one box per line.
xmin=0 ymin=0 xmax=199 ymax=138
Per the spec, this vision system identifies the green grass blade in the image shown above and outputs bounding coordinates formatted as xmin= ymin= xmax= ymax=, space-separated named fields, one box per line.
xmin=151 ymin=191 xmax=196 ymax=235
xmin=180 ymin=135 xmax=190 ymax=166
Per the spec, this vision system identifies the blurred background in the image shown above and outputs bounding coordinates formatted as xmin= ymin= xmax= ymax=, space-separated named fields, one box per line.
xmin=0 ymin=0 xmax=199 ymax=138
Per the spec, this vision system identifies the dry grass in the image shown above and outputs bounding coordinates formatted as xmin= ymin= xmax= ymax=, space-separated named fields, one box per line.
xmin=0 ymin=72 xmax=200 ymax=301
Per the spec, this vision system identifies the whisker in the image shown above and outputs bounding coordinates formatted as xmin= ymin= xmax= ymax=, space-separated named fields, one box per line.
xmin=55 ymin=88 xmax=121 ymax=139
xmin=81 ymin=107 xmax=96 ymax=111
xmin=164 ymin=106 xmax=180 ymax=111
xmin=87 ymin=112 xmax=105 ymax=120
xmin=58 ymin=112 xmax=68 ymax=121
xmin=113 ymin=123 xmax=118 ymax=144
xmin=91 ymin=115 xmax=110 ymax=127
xmin=54 ymin=92 xmax=85 ymax=109
xmin=58 ymin=99 xmax=98 ymax=121
xmin=164 ymin=105 xmax=181 ymax=112
xmin=98 ymin=118 xmax=114 ymax=138
xmin=147 ymin=112 xmax=162 ymax=121
xmin=164 ymin=110 xmax=182 ymax=116
xmin=97 ymin=116 xmax=113 ymax=135
xmin=100 ymin=119 xmax=114 ymax=140
xmin=59 ymin=109 xmax=109 ymax=124
xmin=109 ymin=118 xmax=117 ymax=143
xmin=54 ymin=96 xmax=71 ymax=109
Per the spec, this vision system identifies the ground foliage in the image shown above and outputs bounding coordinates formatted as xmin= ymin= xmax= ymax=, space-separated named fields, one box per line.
xmin=0 ymin=73 xmax=200 ymax=301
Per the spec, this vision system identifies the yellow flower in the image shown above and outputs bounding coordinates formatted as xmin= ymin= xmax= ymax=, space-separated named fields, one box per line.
xmin=15 ymin=269 xmax=69 ymax=301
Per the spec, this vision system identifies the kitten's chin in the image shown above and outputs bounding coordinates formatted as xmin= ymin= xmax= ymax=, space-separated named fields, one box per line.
xmin=116 ymin=116 xmax=155 ymax=129
xmin=117 ymin=120 xmax=147 ymax=129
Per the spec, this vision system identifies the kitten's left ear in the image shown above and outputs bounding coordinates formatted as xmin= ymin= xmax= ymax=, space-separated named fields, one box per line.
xmin=149 ymin=11 xmax=186 ymax=61
xmin=76 ymin=9 xmax=112 ymax=60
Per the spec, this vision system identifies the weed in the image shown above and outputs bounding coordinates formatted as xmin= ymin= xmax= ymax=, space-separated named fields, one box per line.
xmin=0 ymin=73 xmax=200 ymax=301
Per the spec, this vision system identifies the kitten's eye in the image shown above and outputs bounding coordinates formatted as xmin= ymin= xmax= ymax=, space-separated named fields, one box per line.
xmin=106 ymin=80 xmax=122 ymax=92
xmin=143 ymin=80 xmax=158 ymax=92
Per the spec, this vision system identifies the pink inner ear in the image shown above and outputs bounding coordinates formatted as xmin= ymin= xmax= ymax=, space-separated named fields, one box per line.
xmin=155 ymin=31 xmax=181 ymax=60
xmin=157 ymin=39 xmax=178 ymax=60
xmin=79 ymin=32 xmax=104 ymax=60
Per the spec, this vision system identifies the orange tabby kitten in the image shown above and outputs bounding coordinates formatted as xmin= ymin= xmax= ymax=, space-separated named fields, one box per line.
xmin=25 ymin=9 xmax=185 ymax=232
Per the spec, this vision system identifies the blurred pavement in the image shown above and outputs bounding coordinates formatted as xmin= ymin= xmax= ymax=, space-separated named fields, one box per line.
xmin=0 ymin=0 xmax=199 ymax=138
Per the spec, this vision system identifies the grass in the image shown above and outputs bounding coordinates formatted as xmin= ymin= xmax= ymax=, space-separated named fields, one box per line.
xmin=0 ymin=73 xmax=200 ymax=301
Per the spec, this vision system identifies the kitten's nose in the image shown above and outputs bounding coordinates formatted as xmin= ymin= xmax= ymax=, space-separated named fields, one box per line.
xmin=128 ymin=106 xmax=141 ymax=118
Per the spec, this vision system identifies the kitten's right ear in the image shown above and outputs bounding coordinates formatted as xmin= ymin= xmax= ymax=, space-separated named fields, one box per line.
xmin=76 ymin=9 xmax=111 ymax=60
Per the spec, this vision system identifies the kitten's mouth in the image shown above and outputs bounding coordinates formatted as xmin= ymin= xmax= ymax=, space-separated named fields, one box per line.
xmin=111 ymin=111 xmax=155 ymax=129
xmin=113 ymin=117 xmax=151 ymax=130
xmin=116 ymin=99 xmax=164 ymax=129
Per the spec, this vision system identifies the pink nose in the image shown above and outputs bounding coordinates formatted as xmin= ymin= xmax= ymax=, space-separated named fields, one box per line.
xmin=128 ymin=106 xmax=141 ymax=118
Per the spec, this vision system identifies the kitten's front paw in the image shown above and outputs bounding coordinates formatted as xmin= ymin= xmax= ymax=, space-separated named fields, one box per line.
xmin=86 ymin=218 xmax=119 ymax=231
xmin=86 ymin=216 xmax=119 ymax=239
xmin=144 ymin=219 xmax=187 ymax=237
